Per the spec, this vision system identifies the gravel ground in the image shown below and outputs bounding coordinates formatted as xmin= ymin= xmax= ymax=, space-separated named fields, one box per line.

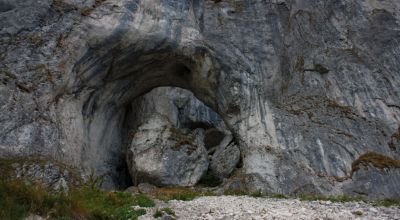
xmin=138 ymin=196 xmax=400 ymax=220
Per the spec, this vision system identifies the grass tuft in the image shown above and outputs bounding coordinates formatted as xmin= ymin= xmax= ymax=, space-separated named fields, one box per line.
xmin=250 ymin=191 xmax=264 ymax=198
xmin=153 ymin=207 xmax=175 ymax=218
xmin=374 ymin=199 xmax=400 ymax=207
xmin=151 ymin=187 xmax=214 ymax=201
xmin=161 ymin=207 xmax=175 ymax=216
xmin=223 ymin=190 xmax=248 ymax=196
xmin=270 ymin=194 xmax=288 ymax=199
xmin=299 ymin=194 xmax=362 ymax=203
xmin=134 ymin=194 xmax=156 ymax=207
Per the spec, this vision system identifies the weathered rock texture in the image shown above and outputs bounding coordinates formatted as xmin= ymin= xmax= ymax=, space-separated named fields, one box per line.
xmin=127 ymin=113 xmax=209 ymax=186
xmin=209 ymin=134 xmax=240 ymax=180
xmin=126 ymin=87 xmax=235 ymax=186
xmin=1 ymin=0 xmax=400 ymax=198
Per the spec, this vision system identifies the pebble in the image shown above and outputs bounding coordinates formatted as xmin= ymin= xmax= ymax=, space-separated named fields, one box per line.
xmin=139 ymin=196 xmax=400 ymax=220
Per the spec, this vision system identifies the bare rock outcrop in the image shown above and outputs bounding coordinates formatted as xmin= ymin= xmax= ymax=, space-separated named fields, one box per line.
xmin=209 ymin=134 xmax=240 ymax=180
xmin=1 ymin=0 xmax=400 ymax=199
xmin=127 ymin=114 xmax=208 ymax=186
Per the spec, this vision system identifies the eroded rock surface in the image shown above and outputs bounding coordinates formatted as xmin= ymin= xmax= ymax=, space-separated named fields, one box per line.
xmin=1 ymin=0 xmax=400 ymax=198
xmin=127 ymin=87 xmax=235 ymax=185
xmin=127 ymin=114 xmax=208 ymax=186
xmin=210 ymin=134 xmax=240 ymax=180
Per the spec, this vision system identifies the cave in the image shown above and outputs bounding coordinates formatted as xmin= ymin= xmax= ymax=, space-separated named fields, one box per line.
xmin=2 ymin=0 xmax=400 ymax=204
xmin=59 ymin=46 xmax=241 ymax=189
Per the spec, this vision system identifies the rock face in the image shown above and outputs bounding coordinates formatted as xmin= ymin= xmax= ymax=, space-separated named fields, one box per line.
xmin=209 ymin=134 xmax=240 ymax=180
xmin=126 ymin=87 xmax=234 ymax=186
xmin=1 ymin=0 xmax=400 ymax=198
xmin=127 ymin=113 xmax=209 ymax=186
xmin=0 ymin=158 xmax=87 ymax=192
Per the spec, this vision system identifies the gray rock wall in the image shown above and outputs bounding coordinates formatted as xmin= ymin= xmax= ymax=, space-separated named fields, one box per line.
xmin=1 ymin=0 xmax=399 ymax=198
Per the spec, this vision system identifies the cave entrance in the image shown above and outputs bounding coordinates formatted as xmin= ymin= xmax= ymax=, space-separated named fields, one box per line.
xmin=65 ymin=46 xmax=242 ymax=189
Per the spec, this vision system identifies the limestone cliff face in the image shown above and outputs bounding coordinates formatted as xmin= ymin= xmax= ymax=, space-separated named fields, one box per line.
xmin=1 ymin=0 xmax=400 ymax=198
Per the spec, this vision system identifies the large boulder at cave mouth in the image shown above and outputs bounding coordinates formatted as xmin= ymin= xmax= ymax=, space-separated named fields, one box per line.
xmin=209 ymin=134 xmax=240 ymax=180
xmin=126 ymin=114 xmax=208 ymax=186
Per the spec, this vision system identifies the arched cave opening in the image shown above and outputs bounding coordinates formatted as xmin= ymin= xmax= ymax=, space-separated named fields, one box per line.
xmin=67 ymin=48 xmax=242 ymax=189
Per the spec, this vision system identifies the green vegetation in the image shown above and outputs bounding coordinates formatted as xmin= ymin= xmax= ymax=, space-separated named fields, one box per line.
xmin=151 ymin=187 xmax=214 ymax=201
xmin=0 ymin=157 xmax=83 ymax=186
xmin=133 ymin=194 xmax=156 ymax=207
xmin=161 ymin=207 xmax=175 ymax=216
xmin=153 ymin=209 xmax=163 ymax=218
xmin=270 ymin=194 xmax=288 ymax=199
xmin=223 ymin=189 xmax=266 ymax=198
xmin=223 ymin=190 xmax=248 ymax=196
xmin=374 ymin=199 xmax=400 ymax=207
xmin=0 ymin=178 xmax=153 ymax=220
xmin=153 ymin=208 xmax=175 ymax=218
xmin=298 ymin=194 xmax=400 ymax=207
xmin=224 ymin=191 xmax=288 ymax=199
xmin=299 ymin=194 xmax=362 ymax=203
xmin=250 ymin=191 xmax=264 ymax=198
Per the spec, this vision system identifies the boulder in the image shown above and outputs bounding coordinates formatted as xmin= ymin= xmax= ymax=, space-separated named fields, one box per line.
xmin=124 ymin=186 xmax=139 ymax=194
xmin=138 ymin=182 xmax=157 ymax=194
xmin=210 ymin=135 xmax=240 ymax=180
xmin=127 ymin=114 xmax=208 ymax=186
